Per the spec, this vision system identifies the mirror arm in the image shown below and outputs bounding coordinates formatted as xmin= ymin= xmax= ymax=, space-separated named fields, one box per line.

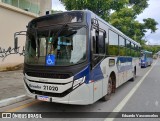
xmin=14 ymin=31 xmax=26 ymax=53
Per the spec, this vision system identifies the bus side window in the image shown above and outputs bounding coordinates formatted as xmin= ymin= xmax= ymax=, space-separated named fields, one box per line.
xmin=95 ymin=30 xmax=99 ymax=54
xmin=108 ymin=30 xmax=118 ymax=56
xmin=126 ymin=40 xmax=131 ymax=56
xmin=92 ymin=29 xmax=97 ymax=54
xmin=99 ymin=31 xmax=105 ymax=54
xmin=91 ymin=28 xmax=105 ymax=68
xmin=92 ymin=30 xmax=105 ymax=54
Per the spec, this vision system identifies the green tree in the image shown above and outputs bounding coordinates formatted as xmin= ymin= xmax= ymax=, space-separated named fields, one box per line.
xmin=60 ymin=0 xmax=158 ymax=45
xmin=143 ymin=45 xmax=160 ymax=54
xmin=60 ymin=0 xmax=128 ymax=21
xmin=110 ymin=8 xmax=158 ymax=44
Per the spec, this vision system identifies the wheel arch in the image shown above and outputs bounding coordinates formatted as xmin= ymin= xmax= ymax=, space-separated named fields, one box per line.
xmin=109 ymin=71 xmax=116 ymax=93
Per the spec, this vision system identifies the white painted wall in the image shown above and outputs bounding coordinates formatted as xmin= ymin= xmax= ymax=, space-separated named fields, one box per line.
xmin=0 ymin=3 xmax=36 ymax=69
xmin=0 ymin=0 xmax=52 ymax=70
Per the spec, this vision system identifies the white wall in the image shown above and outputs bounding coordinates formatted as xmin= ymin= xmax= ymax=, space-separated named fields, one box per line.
xmin=0 ymin=3 xmax=37 ymax=69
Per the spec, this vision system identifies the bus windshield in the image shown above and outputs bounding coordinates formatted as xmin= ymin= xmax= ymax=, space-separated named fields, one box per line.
xmin=25 ymin=26 xmax=87 ymax=66
xmin=141 ymin=53 xmax=145 ymax=60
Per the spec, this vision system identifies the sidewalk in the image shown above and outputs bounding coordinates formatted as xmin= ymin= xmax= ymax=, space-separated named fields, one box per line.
xmin=0 ymin=70 xmax=26 ymax=100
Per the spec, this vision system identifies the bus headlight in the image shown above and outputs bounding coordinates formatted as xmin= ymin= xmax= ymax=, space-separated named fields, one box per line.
xmin=73 ymin=76 xmax=85 ymax=89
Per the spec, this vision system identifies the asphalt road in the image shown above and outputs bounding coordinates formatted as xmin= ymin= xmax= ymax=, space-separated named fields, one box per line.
xmin=0 ymin=70 xmax=25 ymax=100
xmin=1 ymin=59 xmax=160 ymax=121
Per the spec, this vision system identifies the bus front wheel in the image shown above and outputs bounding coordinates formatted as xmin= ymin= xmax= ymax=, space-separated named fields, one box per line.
xmin=101 ymin=77 xmax=112 ymax=101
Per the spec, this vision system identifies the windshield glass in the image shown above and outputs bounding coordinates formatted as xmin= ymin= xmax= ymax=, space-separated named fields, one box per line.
xmin=25 ymin=26 xmax=87 ymax=66
xmin=141 ymin=53 xmax=145 ymax=60
xmin=33 ymin=12 xmax=83 ymax=28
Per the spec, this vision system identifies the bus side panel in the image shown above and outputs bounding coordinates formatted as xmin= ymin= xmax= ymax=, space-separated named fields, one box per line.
xmin=93 ymin=18 xmax=119 ymax=97
xmin=90 ymin=63 xmax=104 ymax=102
xmin=125 ymin=57 xmax=139 ymax=82
xmin=117 ymin=57 xmax=127 ymax=85
xmin=100 ymin=57 xmax=118 ymax=97
xmin=93 ymin=79 xmax=103 ymax=102
xmin=116 ymin=57 xmax=132 ymax=85
xmin=118 ymin=71 xmax=125 ymax=86
xmin=132 ymin=57 xmax=139 ymax=77
xmin=92 ymin=57 xmax=118 ymax=102
xmin=69 ymin=83 xmax=94 ymax=105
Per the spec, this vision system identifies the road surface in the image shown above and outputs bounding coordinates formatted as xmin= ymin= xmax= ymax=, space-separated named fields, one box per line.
xmin=1 ymin=59 xmax=160 ymax=121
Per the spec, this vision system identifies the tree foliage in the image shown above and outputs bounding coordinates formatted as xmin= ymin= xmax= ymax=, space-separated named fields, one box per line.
xmin=129 ymin=0 xmax=149 ymax=14
xmin=143 ymin=45 xmax=160 ymax=54
xmin=60 ymin=0 xmax=158 ymax=46
xmin=60 ymin=0 xmax=128 ymax=20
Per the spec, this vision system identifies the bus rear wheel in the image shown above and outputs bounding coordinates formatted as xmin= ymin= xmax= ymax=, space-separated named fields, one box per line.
xmin=101 ymin=77 xmax=112 ymax=101
xmin=131 ymin=67 xmax=136 ymax=81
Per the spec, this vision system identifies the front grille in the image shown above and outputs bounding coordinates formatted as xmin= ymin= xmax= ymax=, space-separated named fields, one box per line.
xmin=25 ymin=83 xmax=72 ymax=97
xmin=26 ymin=72 xmax=71 ymax=79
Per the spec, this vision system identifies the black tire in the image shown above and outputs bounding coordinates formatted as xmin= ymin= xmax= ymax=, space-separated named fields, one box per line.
xmin=101 ymin=77 xmax=112 ymax=101
xmin=130 ymin=68 xmax=136 ymax=81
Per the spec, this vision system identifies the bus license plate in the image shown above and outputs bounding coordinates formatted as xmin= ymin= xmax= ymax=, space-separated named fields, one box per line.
xmin=37 ymin=95 xmax=49 ymax=102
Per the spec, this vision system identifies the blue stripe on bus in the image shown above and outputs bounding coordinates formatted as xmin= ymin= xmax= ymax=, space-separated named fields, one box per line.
xmin=117 ymin=57 xmax=133 ymax=73
xmin=89 ymin=63 xmax=104 ymax=83
xmin=74 ymin=65 xmax=90 ymax=84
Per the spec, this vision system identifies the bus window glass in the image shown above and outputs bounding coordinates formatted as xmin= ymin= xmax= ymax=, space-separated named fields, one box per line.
xmin=105 ymin=37 xmax=108 ymax=55
xmin=141 ymin=54 xmax=145 ymax=60
xmin=34 ymin=12 xmax=84 ymax=28
xmin=119 ymin=36 xmax=125 ymax=56
xmin=25 ymin=26 xmax=87 ymax=66
xmin=99 ymin=31 xmax=105 ymax=54
xmin=92 ymin=29 xmax=98 ymax=54
xmin=39 ymin=38 xmax=46 ymax=56
xmin=131 ymin=43 xmax=135 ymax=57
xmin=109 ymin=30 xmax=118 ymax=55
xmin=135 ymin=45 xmax=138 ymax=57
xmin=126 ymin=40 xmax=131 ymax=56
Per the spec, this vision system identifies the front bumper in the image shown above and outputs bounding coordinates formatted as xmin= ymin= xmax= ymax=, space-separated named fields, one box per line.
xmin=24 ymin=74 xmax=93 ymax=105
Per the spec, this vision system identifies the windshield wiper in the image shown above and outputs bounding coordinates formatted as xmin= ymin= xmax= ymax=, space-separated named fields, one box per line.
xmin=56 ymin=23 xmax=68 ymax=36
xmin=65 ymin=31 xmax=77 ymax=37
xmin=52 ymin=24 xmax=69 ymax=47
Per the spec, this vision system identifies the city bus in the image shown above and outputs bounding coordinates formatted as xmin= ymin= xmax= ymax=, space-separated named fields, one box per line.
xmin=14 ymin=10 xmax=141 ymax=105
xmin=140 ymin=50 xmax=153 ymax=68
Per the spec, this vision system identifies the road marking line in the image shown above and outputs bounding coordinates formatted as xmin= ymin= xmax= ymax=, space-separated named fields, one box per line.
xmin=5 ymin=100 xmax=40 ymax=112
xmin=104 ymin=60 xmax=157 ymax=121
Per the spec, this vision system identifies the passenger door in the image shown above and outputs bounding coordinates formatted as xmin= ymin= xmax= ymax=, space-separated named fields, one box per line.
xmin=91 ymin=25 xmax=106 ymax=101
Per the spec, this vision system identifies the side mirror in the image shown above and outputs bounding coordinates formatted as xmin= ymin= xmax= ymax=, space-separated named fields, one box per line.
xmin=14 ymin=31 xmax=26 ymax=53
xmin=14 ymin=37 xmax=18 ymax=51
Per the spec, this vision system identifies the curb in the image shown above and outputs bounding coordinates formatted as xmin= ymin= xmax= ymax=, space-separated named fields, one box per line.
xmin=0 ymin=95 xmax=30 ymax=108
